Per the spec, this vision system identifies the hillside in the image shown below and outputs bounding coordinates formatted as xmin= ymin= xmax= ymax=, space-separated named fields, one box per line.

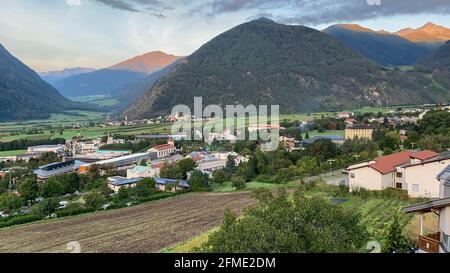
xmin=54 ymin=69 xmax=147 ymax=98
xmin=117 ymin=58 xmax=184 ymax=108
xmin=123 ymin=18 xmax=450 ymax=119
xmin=110 ymin=51 xmax=181 ymax=74
xmin=324 ymin=24 xmax=431 ymax=66
xmin=39 ymin=67 xmax=96 ymax=85
xmin=417 ymin=41 xmax=450 ymax=71
xmin=395 ymin=22 xmax=450 ymax=48
xmin=0 ymin=43 xmax=83 ymax=121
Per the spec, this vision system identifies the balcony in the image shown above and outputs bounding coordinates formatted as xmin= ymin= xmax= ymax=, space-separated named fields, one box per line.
xmin=418 ymin=232 xmax=440 ymax=253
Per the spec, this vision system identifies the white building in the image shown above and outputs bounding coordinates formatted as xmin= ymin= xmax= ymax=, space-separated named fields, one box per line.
xmin=27 ymin=144 xmax=65 ymax=155
xmin=127 ymin=165 xmax=160 ymax=179
xmin=347 ymin=150 xmax=450 ymax=198
xmin=403 ymin=167 xmax=450 ymax=253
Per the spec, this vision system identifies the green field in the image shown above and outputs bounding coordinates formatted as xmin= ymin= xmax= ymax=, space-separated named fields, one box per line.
xmin=71 ymin=96 xmax=121 ymax=107
xmin=211 ymin=181 xmax=282 ymax=192
xmin=0 ymin=150 xmax=27 ymax=157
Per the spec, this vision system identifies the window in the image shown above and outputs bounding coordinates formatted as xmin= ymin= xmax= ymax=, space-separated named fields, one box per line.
xmin=396 ymin=172 xmax=402 ymax=178
xmin=396 ymin=183 xmax=402 ymax=189
xmin=412 ymin=184 xmax=419 ymax=192
xmin=350 ymin=173 xmax=355 ymax=179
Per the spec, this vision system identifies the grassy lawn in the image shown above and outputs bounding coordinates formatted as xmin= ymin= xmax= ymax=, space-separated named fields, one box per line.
xmin=0 ymin=150 xmax=27 ymax=157
xmin=211 ymin=181 xmax=282 ymax=193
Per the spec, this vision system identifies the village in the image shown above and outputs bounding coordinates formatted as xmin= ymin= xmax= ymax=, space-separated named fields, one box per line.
xmin=2 ymin=103 xmax=450 ymax=253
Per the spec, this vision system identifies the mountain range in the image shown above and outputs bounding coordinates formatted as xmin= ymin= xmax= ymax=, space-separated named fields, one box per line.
xmin=395 ymin=22 xmax=450 ymax=45
xmin=110 ymin=51 xmax=181 ymax=74
xmin=324 ymin=22 xmax=450 ymax=66
xmin=0 ymin=44 xmax=90 ymax=121
xmin=49 ymin=51 xmax=181 ymax=99
xmin=39 ymin=67 xmax=96 ymax=85
xmin=123 ymin=18 xmax=450 ymax=119
xmin=2 ymin=19 xmax=450 ymax=122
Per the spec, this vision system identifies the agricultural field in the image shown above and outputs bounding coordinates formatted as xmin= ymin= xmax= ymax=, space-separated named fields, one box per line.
xmin=0 ymin=191 xmax=257 ymax=253
xmin=0 ymin=150 xmax=27 ymax=157
xmin=0 ymin=123 xmax=173 ymax=143
xmin=71 ymin=96 xmax=121 ymax=107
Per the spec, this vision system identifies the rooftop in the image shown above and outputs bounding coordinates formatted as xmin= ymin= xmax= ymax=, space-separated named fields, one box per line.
xmin=109 ymin=177 xmax=143 ymax=186
xmin=34 ymin=160 xmax=86 ymax=178
xmin=437 ymin=165 xmax=450 ymax=186
xmin=347 ymin=124 xmax=375 ymax=130
xmin=347 ymin=150 xmax=440 ymax=174
xmin=403 ymin=197 xmax=450 ymax=214
xmin=150 ymin=144 xmax=176 ymax=151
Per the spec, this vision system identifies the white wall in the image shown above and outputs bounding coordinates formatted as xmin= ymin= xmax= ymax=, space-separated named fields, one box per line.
xmin=404 ymin=159 xmax=450 ymax=198
xmin=349 ymin=167 xmax=387 ymax=191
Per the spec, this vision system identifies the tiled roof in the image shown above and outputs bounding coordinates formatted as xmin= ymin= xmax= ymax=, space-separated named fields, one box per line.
xmin=151 ymin=144 xmax=175 ymax=151
xmin=369 ymin=150 xmax=439 ymax=174
xmin=411 ymin=150 xmax=439 ymax=161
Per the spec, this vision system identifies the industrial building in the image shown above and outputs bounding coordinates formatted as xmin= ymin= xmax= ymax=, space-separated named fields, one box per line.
xmin=33 ymin=160 xmax=87 ymax=180
xmin=79 ymin=152 xmax=157 ymax=173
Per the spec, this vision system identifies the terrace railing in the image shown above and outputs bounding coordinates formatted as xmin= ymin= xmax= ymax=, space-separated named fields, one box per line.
xmin=418 ymin=232 xmax=441 ymax=253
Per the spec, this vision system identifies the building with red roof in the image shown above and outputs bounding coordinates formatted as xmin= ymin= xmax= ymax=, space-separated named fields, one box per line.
xmin=346 ymin=150 xmax=449 ymax=198
xmin=148 ymin=143 xmax=176 ymax=159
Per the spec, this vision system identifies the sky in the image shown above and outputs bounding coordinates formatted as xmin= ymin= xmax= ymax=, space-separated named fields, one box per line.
xmin=1 ymin=0 xmax=450 ymax=72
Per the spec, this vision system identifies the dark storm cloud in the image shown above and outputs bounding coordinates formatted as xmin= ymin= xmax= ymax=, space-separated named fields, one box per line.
xmin=92 ymin=0 xmax=171 ymax=16
xmin=209 ymin=0 xmax=450 ymax=25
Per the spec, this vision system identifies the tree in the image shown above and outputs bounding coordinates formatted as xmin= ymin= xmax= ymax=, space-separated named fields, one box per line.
xmin=18 ymin=178 xmax=39 ymax=204
xmin=83 ymin=192 xmax=105 ymax=210
xmin=383 ymin=211 xmax=411 ymax=253
xmin=87 ymin=164 xmax=101 ymax=181
xmin=212 ymin=169 xmax=228 ymax=184
xmin=177 ymin=158 xmax=197 ymax=179
xmin=131 ymin=178 xmax=156 ymax=199
xmin=231 ymin=176 xmax=246 ymax=190
xmin=59 ymin=173 xmax=81 ymax=194
xmin=41 ymin=178 xmax=65 ymax=198
xmin=0 ymin=193 xmax=23 ymax=213
xmin=189 ymin=171 xmax=210 ymax=192
xmin=226 ymin=155 xmax=237 ymax=171
xmin=199 ymin=188 xmax=367 ymax=253
xmin=36 ymin=198 xmax=59 ymax=216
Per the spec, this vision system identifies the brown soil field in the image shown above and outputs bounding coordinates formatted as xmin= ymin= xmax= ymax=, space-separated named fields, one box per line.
xmin=0 ymin=192 xmax=257 ymax=253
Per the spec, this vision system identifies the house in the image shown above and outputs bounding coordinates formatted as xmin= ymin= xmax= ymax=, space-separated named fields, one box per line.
xmin=303 ymin=135 xmax=345 ymax=145
xmin=345 ymin=124 xmax=374 ymax=140
xmin=212 ymin=152 xmax=249 ymax=166
xmin=148 ymin=144 xmax=176 ymax=159
xmin=107 ymin=176 xmax=143 ymax=193
xmin=337 ymin=112 xmax=353 ymax=119
xmin=154 ymin=178 xmax=189 ymax=192
xmin=27 ymin=144 xmax=65 ymax=155
xmin=34 ymin=160 xmax=87 ymax=180
xmin=345 ymin=118 xmax=355 ymax=125
xmin=402 ymin=168 xmax=450 ymax=253
xmin=127 ymin=165 xmax=159 ymax=179
xmin=347 ymin=150 xmax=450 ymax=197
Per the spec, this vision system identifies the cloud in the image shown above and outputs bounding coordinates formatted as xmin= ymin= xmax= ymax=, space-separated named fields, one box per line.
xmin=208 ymin=0 xmax=450 ymax=26
xmin=66 ymin=0 xmax=82 ymax=6
xmin=92 ymin=0 xmax=171 ymax=16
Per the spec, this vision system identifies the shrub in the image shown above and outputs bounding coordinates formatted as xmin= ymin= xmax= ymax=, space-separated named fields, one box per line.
xmin=0 ymin=215 xmax=43 ymax=228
